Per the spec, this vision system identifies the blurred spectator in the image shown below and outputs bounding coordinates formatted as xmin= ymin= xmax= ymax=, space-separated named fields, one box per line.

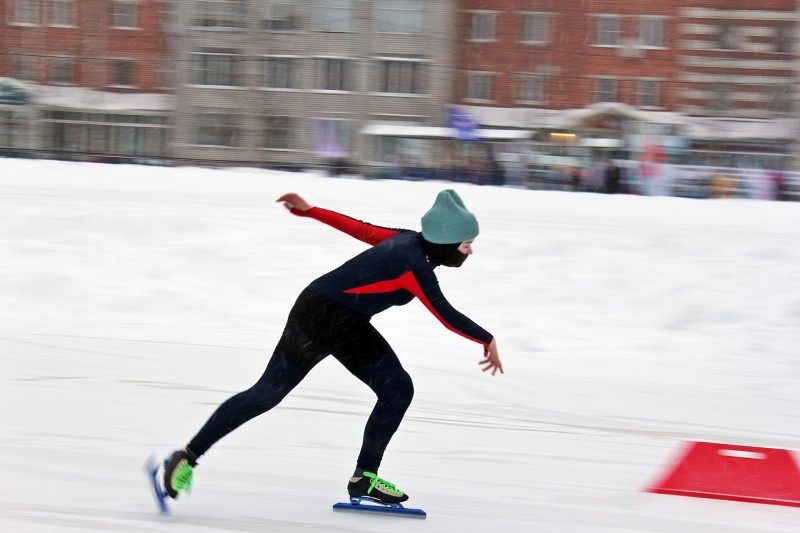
xmin=570 ymin=167 xmax=583 ymax=192
xmin=328 ymin=157 xmax=357 ymax=177
xmin=767 ymin=168 xmax=789 ymax=201
xmin=709 ymin=173 xmax=737 ymax=199
xmin=604 ymin=162 xmax=622 ymax=194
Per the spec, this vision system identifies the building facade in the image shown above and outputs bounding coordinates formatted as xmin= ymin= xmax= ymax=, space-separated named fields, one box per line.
xmin=0 ymin=0 xmax=173 ymax=160
xmin=169 ymin=0 xmax=457 ymax=169
xmin=457 ymin=0 xmax=676 ymax=111
xmin=1 ymin=1 xmax=798 ymax=171
xmin=455 ymin=0 xmax=799 ymax=170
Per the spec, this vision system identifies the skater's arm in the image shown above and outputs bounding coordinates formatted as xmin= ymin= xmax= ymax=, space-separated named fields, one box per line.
xmin=277 ymin=193 xmax=402 ymax=246
xmin=404 ymin=268 xmax=494 ymax=347
xmin=409 ymin=269 xmax=503 ymax=374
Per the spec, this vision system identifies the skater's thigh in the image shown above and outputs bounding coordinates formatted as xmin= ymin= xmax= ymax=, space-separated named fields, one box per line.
xmin=347 ymin=350 xmax=414 ymax=400
xmin=274 ymin=317 xmax=331 ymax=373
xmin=330 ymin=322 xmax=393 ymax=372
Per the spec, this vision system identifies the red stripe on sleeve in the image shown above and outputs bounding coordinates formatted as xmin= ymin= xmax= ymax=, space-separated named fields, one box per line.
xmin=344 ymin=272 xmax=491 ymax=347
xmin=293 ymin=207 xmax=401 ymax=245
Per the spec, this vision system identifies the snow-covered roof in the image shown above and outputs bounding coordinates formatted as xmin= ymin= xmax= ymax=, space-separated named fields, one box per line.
xmin=458 ymin=103 xmax=798 ymax=141
xmin=0 ymin=78 xmax=173 ymax=112
xmin=361 ymin=123 xmax=532 ymax=140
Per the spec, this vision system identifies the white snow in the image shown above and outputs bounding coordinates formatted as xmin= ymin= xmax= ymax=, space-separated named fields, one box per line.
xmin=1 ymin=158 xmax=799 ymax=532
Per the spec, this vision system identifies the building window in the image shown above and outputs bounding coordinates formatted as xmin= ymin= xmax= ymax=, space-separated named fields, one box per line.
xmin=0 ymin=110 xmax=26 ymax=149
xmin=314 ymin=118 xmax=352 ymax=154
xmin=637 ymin=79 xmax=661 ymax=108
xmin=261 ymin=2 xmax=300 ymax=31
xmin=156 ymin=60 xmax=176 ymax=89
xmin=196 ymin=113 xmax=238 ymax=146
xmin=717 ymin=22 xmax=738 ymax=50
xmin=470 ymin=11 xmax=496 ymax=41
xmin=774 ymin=24 xmax=793 ymax=54
xmin=12 ymin=0 xmax=40 ymax=24
xmin=315 ymin=58 xmax=355 ymax=91
xmin=595 ymin=15 xmax=621 ymax=46
xmin=112 ymin=60 xmax=135 ymax=86
xmin=10 ymin=54 xmax=38 ymax=81
xmin=520 ymin=12 xmax=550 ymax=44
xmin=50 ymin=56 xmax=75 ymax=84
xmin=708 ymin=82 xmax=730 ymax=111
xmin=377 ymin=60 xmax=425 ymax=94
xmin=159 ymin=1 xmax=178 ymax=32
xmin=767 ymin=85 xmax=791 ymax=113
xmin=639 ymin=17 xmax=664 ymax=48
xmin=111 ymin=1 xmax=138 ymax=28
xmin=376 ymin=0 xmax=424 ymax=34
xmin=49 ymin=0 xmax=75 ymax=26
xmin=316 ymin=0 xmax=354 ymax=32
xmin=192 ymin=51 xmax=242 ymax=86
xmin=41 ymin=112 xmax=169 ymax=157
xmin=194 ymin=0 xmax=246 ymax=29
xmin=466 ymin=72 xmax=492 ymax=101
xmin=593 ymin=78 xmax=619 ymax=103
xmin=263 ymin=56 xmax=301 ymax=89
xmin=263 ymin=116 xmax=295 ymax=149
xmin=519 ymin=73 xmax=547 ymax=103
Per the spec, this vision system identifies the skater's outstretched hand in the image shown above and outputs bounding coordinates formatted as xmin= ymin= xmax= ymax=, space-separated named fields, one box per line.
xmin=277 ymin=193 xmax=313 ymax=212
xmin=480 ymin=338 xmax=504 ymax=376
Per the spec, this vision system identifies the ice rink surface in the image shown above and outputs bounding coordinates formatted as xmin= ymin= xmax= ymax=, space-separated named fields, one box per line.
xmin=1 ymin=159 xmax=799 ymax=532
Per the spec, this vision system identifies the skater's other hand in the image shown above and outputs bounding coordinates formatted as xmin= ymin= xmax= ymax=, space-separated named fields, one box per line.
xmin=277 ymin=193 xmax=313 ymax=212
xmin=479 ymin=338 xmax=504 ymax=376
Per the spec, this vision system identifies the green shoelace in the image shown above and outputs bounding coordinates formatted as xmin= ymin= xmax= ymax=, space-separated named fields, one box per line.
xmin=173 ymin=461 xmax=194 ymax=494
xmin=363 ymin=471 xmax=404 ymax=496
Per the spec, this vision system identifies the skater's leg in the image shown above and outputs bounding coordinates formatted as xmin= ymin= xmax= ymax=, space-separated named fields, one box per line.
xmin=186 ymin=289 xmax=331 ymax=458
xmin=347 ymin=351 xmax=414 ymax=473
xmin=186 ymin=353 xmax=308 ymax=457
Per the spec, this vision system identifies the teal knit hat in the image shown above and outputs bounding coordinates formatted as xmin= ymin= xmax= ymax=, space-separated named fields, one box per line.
xmin=421 ymin=190 xmax=479 ymax=244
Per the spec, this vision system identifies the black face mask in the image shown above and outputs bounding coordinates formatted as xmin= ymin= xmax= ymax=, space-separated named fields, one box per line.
xmin=442 ymin=250 xmax=468 ymax=268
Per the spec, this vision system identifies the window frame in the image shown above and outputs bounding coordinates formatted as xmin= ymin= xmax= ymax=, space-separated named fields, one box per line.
xmin=595 ymin=15 xmax=622 ymax=47
xmin=314 ymin=57 xmax=356 ymax=92
xmin=191 ymin=50 xmax=244 ymax=87
xmin=593 ymin=77 xmax=619 ymax=103
xmin=518 ymin=73 xmax=548 ymax=104
xmin=50 ymin=55 xmax=76 ymax=85
xmin=11 ymin=0 xmax=41 ymax=25
xmin=376 ymin=0 xmax=425 ymax=34
xmin=519 ymin=11 xmax=551 ymax=45
xmin=637 ymin=79 xmax=662 ymax=108
xmin=48 ymin=0 xmax=76 ymax=27
xmin=638 ymin=16 xmax=665 ymax=49
xmin=261 ymin=2 xmax=302 ymax=32
xmin=262 ymin=55 xmax=303 ymax=90
xmin=315 ymin=0 xmax=355 ymax=32
xmin=469 ymin=11 xmax=497 ymax=42
xmin=192 ymin=0 xmax=247 ymax=30
xmin=465 ymin=71 xmax=493 ymax=102
xmin=195 ymin=112 xmax=239 ymax=147
xmin=262 ymin=115 xmax=297 ymax=150
xmin=110 ymin=59 xmax=136 ymax=87
xmin=375 ymin=58 xmax=426 ymax=95
xmin=111 ymin=0 xmax=139 ymax=30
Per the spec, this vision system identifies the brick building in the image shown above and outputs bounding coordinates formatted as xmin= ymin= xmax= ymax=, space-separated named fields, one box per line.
xmin=458 ymin=0 xmax=676 ymax=110
xmin=0 ymin=1 xmax=797 ymax=171
xmin=675 ymin=3 xmax=796 ymax=118
xmin=456 ymin=0 xmax=798 ymax=169
xmin=0 ymin=0 xmax=173 ymax=159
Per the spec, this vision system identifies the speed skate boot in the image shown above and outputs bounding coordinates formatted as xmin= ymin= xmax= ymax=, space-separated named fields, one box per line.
xmin=163 ymin=448 xmax=198 ymax=499
xmin=348 ymin=471 xmax=409 ymax=504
